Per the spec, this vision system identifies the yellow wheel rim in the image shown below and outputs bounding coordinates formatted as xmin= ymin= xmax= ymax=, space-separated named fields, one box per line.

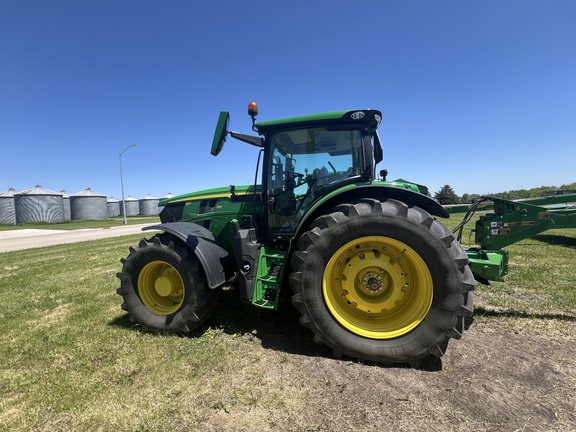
xmin=138 ymin=261 xmax=185 ymax=315
xmin=323 ymin=236 xmax=433 ymax=339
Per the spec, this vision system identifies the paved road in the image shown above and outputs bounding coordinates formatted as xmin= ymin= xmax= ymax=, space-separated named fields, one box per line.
xmin=0 ymin=223 xmax=158 ymax=253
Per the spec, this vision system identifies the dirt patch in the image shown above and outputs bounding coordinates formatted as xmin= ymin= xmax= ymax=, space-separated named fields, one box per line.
xmin=201 ymin=296 xmax=576 ymax=432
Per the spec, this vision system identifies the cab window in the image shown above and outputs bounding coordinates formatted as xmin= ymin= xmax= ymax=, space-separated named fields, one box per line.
xmin=267 ymin=128 xmax=364 ymax=235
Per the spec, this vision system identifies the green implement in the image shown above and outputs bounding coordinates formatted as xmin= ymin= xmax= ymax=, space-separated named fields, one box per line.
xmin=455 ymin=195 xmax=576 ymax=282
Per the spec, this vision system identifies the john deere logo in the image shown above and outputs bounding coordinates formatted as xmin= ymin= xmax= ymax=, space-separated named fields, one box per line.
xmin=351 ymin=111 xmax=365 ymax=120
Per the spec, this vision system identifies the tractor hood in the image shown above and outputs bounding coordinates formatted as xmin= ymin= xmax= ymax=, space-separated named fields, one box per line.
xmin=159 ymin=185 xmax=258 ymax=206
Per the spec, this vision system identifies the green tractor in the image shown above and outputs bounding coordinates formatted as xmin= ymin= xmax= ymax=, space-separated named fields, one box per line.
xmin=116 ymin=103 xmax=474 ymax=367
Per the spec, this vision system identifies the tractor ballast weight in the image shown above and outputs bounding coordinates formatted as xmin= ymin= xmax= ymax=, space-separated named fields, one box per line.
xmin=117 ymin=103 xmax=475 ymax=367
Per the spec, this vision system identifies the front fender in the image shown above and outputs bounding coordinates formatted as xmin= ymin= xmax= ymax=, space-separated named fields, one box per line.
xmin=143 ymin=222 xmax=233 ymax=289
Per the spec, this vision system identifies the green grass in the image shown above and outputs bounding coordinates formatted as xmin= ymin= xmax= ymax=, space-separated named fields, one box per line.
xmin=0 ymin=216 xmax=160 ymax=231
xmin=0 ymin=235 xmax=256 ymax=430
xmin=0 ymin=217 xmax=575 ymax=430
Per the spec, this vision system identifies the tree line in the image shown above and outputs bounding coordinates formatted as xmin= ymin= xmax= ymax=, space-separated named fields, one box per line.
xmin=433 ymin=182 xmax=576 ymax=205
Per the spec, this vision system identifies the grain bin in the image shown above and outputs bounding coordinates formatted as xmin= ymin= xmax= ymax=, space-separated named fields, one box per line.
xmin=120 ymin=196 xmax=139 ymax=217
xmin=107 ymin=197 xmax=121 ymax=217
xmin=158 ymin=192 xmax=174 ymax=213
xmin=139 ymin=194 xmax=160 ymax=215
xmin=0 ymin=188 xmax=17 ymax=225
xmin=70 ymin=188 xmax=108 ymax=220
xmin=61 ymin=190 xmax=71 ymax=221
xmin=15 ymin=185 xmax=64 ymax=224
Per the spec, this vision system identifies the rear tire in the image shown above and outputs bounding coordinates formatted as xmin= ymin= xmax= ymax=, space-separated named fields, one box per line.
xmin=290 ymin=198 xmax=475 ymax=366
xmin=116 ymin=233 xmax=217 ymax=333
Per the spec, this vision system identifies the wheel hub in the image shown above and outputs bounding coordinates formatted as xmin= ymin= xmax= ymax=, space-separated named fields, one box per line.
xmin=323 ymin=236 xmax=433 ymax=339
xmin=340 ymin=253 xmax=407 ymax=314
xmin=154 ymin=271 xmax=181 ymax=297
xmin=138 ymin=261 xmax=185 ymax=315
xmin=361 ymin=272 xmax=383 ymax=294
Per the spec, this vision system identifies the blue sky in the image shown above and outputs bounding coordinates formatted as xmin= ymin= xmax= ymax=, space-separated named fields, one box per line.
xmin=1 ymin=0 xmax=575 ymax=200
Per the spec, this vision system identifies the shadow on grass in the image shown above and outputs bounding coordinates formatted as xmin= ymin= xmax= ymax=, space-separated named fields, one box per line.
xmin=209 ymin=290 xmax=334 ymax=359
xmin=110 ymin=313 xmax=133 ymax=329
xmin=210 ymin=291 xmax=442 ymax=371
xmin=109 ymin=290 xmax=446 ymax=371
xmin=531 ymin=234 xmax=576 ymax=248
xmin=108 ymin=290 xmax=331 ymax=358
xmin=474 ymin=306 xmax=576 ymax=321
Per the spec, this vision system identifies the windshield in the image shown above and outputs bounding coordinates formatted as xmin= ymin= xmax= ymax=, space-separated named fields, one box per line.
xmin=267 ymin=127 xmax=364 ymax=235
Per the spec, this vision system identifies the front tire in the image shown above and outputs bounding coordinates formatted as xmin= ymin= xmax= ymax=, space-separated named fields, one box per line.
xmin=116 ymin=233 xmax=217 ymax=333
xmin=290 ymin=198 xmax=475 ymax=366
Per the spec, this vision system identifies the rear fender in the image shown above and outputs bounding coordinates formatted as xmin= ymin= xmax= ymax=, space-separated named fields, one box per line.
xmin=295 ymin=184 xmax=449 ymax=240
xmin=143 ymin=222 xmax=234 ymax=289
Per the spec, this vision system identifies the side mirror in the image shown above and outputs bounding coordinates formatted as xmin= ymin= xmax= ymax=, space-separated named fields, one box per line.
xmin=211 ymin=111 xmax=230 ymax=156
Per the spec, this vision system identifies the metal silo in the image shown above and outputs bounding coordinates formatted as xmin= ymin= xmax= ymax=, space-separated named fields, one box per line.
xmin=158 ymin=192 xmax=174 ymax=213
xmin=120 ymin=196 xmax=139 ymax=217
xmin=139 ymin=194 xmax=160 ymax=215
xmin=15 ymin=185 xmax=64 ymax=224
xmin=0 ymin=188 xmax=17 ymax=225
xmin=107 ymin=197 xmax=121 ymax=217
xmin=70 ymin=188 xmax=108 ymax=220
xmin=61 ymin=190 xmax=72 ymax=221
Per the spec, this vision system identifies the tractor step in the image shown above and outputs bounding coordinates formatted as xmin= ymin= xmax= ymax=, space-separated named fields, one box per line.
xmin=251 ymin=248 xmax=286 ymax=310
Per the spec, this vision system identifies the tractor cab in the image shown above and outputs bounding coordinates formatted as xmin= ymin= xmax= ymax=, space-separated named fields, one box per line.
xmin=212 ymin=102 xmax=384 ymax=239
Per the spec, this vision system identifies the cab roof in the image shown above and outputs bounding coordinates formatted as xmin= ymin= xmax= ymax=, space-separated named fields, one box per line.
xmin=255 ymin=109 xmax=382 ymax=134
